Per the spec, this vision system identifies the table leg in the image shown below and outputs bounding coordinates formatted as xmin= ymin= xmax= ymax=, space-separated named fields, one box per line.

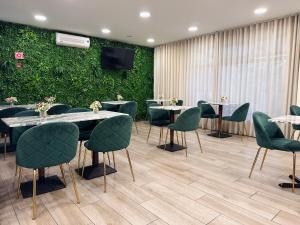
xmin=207 ymin=104 xmax=232 ymax=138
xmin=157 ymin=111 xmax=186 ymax=152
xmin=20 ymin=167 xmax=66 ymax=198
xmin=76 ymin=150 xmax=117 ymax=180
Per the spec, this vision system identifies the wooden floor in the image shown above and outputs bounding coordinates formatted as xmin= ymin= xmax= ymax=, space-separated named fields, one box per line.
xmin=1 ymin=121 xmax=300 ymax=225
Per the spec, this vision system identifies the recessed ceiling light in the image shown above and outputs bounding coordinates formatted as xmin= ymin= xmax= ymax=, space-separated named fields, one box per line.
xmin=101 ymin=28 xmax=111 ymax=34
xmin=140 ymin=11 xmax=151 ymax=18
xmin=147 ymin=38 xmax=155 ymax=43
xmin=254 ymin=7 xmax=267 ymax=15
xmin=188 ymin=26 xmax=198 ymax=32
xmin=34 ymin=14 xmax=47 ymax=21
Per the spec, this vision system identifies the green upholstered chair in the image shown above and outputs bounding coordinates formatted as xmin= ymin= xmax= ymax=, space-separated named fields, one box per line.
xmin=47 ymin=104 xmax=71 ymax=115
xmin=81 ymin=115 xmax=134 ymax=192
xmin=147 ymin=103 xmax=171 ymax=145
xmin=222 ymin=103 xmax=250 ymax=140
xmin=119 ymin=101 xmax=138 ymax=133
xmin=174 ymin=99 xmax=183 ymax=115
xmin=290 ymin=105 xmax=300 ymax=140
xmin=0 ymin=107 xmax=27 ymax=159
xmin=197 ymin=100 xmax=218 ymax=131
xmin=11 ymin=110 xmax=39 ymax=148
xmin=102 ymin=103 xmax=119 ymax=112
xmin=66 ymin=108 xmax=96 ymax=169
xmin=0 ymin=101 xmax=10 ymax=105
xmin=249 ymin=112 xmax=300 ymax=192
xmin=15 ymin=122 xmax=80 ymax=219
xmin=165 ymin=107 xmax=202 ymax=156
xmin=146 ymin=100 xmax=157 ymax=120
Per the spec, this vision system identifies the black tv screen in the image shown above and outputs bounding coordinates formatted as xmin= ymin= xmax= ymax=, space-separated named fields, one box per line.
xmin=101 ymin=47 xmax=135 ymax=70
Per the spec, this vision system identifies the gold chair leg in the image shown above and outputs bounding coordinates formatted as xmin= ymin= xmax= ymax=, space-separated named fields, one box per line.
xmin=107 ymin=152 xmax=111 ymax=165
xmin=147 ymin=125 xmax=152 ymax=143
xmin=240 ymin=123 xmax=243 ymax=142
xmin=204 ymin=118 xmax=208 ymax=130
xmin=159 ymin=127 xmax=162 ymax=145
xmin=260 ymin=149 xmax=268 ymax=170
xmin=67 ymin=163 xmax=80 ymax=203
xmin=4 ymin=133 xmax=7 ymax=160
xmin=249 ymin=147 xmax=262 ymax=178
xmin=176 ymin=131 xmax=179 ymax=144
xmin=244 ymin=122 xmax=248 ymax=136
xmin=291 ymin=130 xmax=296 ymax=139
xmin=32 ymin=169 xmax=37 ymax=220
xmin=181 ymin=131 xmax=184 ymax=146
xmin=195 ymin=130 xmax=203 ymax=153
xmin=78 ymin=141 xmax=83 ymax=169
xmin=164 ymin=129 xmax=169 ymax=149
xmin=103 ymin=153 xmax=107 ymax=193
xmin=81 ymin=148 xmax=88 ymax=177
xmin=134 ymin=121 xmax=138 ymax=134
xmin=293 ymin=152 xmax=296 ymax=192
xmin=112 ymin=151 xmax=116 ymax=169
xmin=59 ymin=164 xmax=67 ymax=186
xmin=16 ymin=167 xmax=23 ymax=199
xmin=125 ymin=148 xmax=135 ymax=182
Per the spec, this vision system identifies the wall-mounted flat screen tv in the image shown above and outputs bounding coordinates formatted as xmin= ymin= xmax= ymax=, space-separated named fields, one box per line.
xmin=101 ymin=47 xmax=135 ymax=70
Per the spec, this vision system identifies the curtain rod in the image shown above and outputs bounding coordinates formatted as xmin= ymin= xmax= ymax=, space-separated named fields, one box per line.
xmin=157 ymin=12 xmax=300 ymax=47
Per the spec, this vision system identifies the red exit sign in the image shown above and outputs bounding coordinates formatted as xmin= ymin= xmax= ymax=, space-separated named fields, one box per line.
xmin=15 ymin=52 xmax=24 ymax=59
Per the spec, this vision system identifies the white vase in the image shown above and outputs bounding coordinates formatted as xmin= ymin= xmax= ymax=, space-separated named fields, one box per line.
xmin=40 ymin=111 xmax=47 ymax=118
xmin=93 ymin=108 xmax=99 ymax=113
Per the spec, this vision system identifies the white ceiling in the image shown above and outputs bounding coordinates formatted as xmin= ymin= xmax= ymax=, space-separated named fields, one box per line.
xmin=0 ymin=0 xmax=300 ymax=47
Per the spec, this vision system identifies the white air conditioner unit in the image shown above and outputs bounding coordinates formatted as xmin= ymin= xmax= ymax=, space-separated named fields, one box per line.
xmin=56 ymin=32 xmax=90 ymax=49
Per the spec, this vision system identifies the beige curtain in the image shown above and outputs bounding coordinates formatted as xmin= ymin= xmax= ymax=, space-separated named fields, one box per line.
xmin=154 ymin=14 xmax=300 ymax=136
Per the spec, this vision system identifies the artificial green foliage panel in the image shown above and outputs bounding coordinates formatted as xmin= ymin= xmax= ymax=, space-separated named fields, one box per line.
xmin=0 ymin=22 xmax=154 ymax=119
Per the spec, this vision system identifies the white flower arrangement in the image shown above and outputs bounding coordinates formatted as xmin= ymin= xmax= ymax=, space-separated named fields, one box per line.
xmin=45 ymin=96 xmax=56 ymax=104
xmin=170 ymin=97 xmax=178 ymax=106
xmin=5 ymin=97 xmax=17 ymax=105
xmin=35 ymin=102 xmax=50 ymax=118
xmin=220 ymin=96 xmax=228 ymax=102
xmin=117 ymin=94 xmax=123 ymax=101
xmin=90 ymin=101 xmax=102 ymax=113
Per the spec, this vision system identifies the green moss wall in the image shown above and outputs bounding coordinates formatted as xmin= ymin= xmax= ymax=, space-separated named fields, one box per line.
xmin=0 ymin=22 xmax=154 ymax=119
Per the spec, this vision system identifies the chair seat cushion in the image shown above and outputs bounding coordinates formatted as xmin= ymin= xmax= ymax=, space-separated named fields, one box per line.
xmin=151 ymin=120 xmax=171 ymax=127
xmin=202 ymin=114 xmax=219 ymax=119
xmin=271 ymin=138 xmax=300 ymax=152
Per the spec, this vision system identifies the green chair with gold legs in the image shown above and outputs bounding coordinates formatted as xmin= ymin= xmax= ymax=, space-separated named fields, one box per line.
xmin=222 ymin=103 xmax=250 ymax=140
xmin=165 ymin=107 xmax=202 ymax=157
xmin=290 ymin=105 xmax=300 ymax=140
xmin=81 ymin=115 xmax=134 ymax=193
xmin=249 ymin=112 xmax=300 ymax=192
xmin=0 ymin=107 xmax=27 ymax=159
xmin=47 ymin=104 xmax=71 ymax=115
xmin=147 ymin=103 xmax=171 ymax=145
xmin=197 ymin=100 xmax=218 ymax=131
xmin=16 ymin=122 xmax=80 ymax=219
xmin=11 ymin=110 xmax=39 ymax=148
xmin=119 ymin=101 xmax=138 ymax=133
xmin=66 ymin=108 xmax=96 ymax=170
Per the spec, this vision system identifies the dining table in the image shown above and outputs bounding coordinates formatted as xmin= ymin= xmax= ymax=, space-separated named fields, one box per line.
xmin=0 ymin=104 xmax=61 ymax=153
xmin=205 ymin=102 xmax=236 ymax=138
xmin=269 ymin=115 xmax=300 ymax=189
xmin=2 ymin=110 xmax=127 ymax=198
xmin=149 ymin=105 xmax=192 ymax=152
xmin=0 ymin=103 xmax=60 ymax=111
